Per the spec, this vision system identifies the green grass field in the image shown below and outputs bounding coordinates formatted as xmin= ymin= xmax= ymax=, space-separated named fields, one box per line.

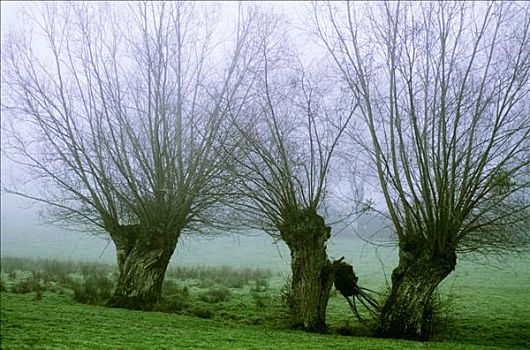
xmin=2 ymin=291 xmax=526 ymax=350
xmin=1 ymin=243 xmax=529 ymax=349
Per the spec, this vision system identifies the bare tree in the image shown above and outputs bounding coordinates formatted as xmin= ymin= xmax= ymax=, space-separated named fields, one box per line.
xmin=2 ymin=2 xmax=264 ymax=308
xmin=313 ymin=1 xmax=530 ymax=339
xmin=224 ymin=28 xmax=355 ymax=330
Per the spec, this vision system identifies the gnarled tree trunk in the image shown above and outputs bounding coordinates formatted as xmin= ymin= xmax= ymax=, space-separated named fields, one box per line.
xmin=377 ymin=241 xmax=457 ymax=340
xmin=281 ymin=209 xmax=335 ymax=333
xmin=107 ymin=224 xmax=179 ymax=310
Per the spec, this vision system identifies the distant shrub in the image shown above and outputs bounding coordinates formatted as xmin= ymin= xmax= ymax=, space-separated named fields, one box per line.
xmin=1 ymin=256 xmax=116 ymax=282
xmin=70 ymin=273 xmax=114 ymax=305
xmin=6 ymin=271 xmax=44 ymax=295
xmin=336 ymin=320 xmax=354 ymax=336
xmin=166 ymin=265 xmax=273 ymax=289
xmin=197 ymin=278 xmax=216 ymax=289
xmin=199 ymin=287 xmax=231 ymax=304
xmin=279 ymin=277 xmax=294 ymax=311
xmin=12 ymin=277 xmax=37 ymax=294
xmin=252 ymin=291 xmax=269 ymax=309
xmin=162 ymin=280 xmax=189 ymax=297
xmin=78 ymin=262 xmax=114 ymax=277
xmin=193 ymin=307 xmax=214 ymax=319
xmin=248 ymin=316 xmax=263 ymax=325
xmin=156 ymin=280 xmax=190 ymax=313
xmin=2 ymin=257 xmax=73 ymax=276
xmin=251 ymin=278 xmax=268 ymax=292
xmin=1 ymin=256 xmax=118 ymax=304
xmin=1 ymin=257 xmax=40 ymax=274
xmin=155 ymin=298 xmax=189 ymax=313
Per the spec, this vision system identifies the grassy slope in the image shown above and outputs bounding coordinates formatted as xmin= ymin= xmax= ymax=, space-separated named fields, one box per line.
xmin=438 ymin=256 xmax=530 ymax=348
xmin=1 ymin=251 xmax=529 ymax=349
xmin=0 ymin=293 xmax=507 ymax=350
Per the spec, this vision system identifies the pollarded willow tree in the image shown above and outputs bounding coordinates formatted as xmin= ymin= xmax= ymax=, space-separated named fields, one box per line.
xmin=225 ymin=29 xmax=355 ymax=331
xmin=1 ymin=2 xmax=266 ymax=308
xmin=313 ymin=1 xmax=530 ymax=339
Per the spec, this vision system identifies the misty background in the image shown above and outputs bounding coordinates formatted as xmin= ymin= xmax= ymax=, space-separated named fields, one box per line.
xmin=1 ymin=190 xmax=394 ymax=273
xmin=0 ymin=1 xmax=394 ymax=273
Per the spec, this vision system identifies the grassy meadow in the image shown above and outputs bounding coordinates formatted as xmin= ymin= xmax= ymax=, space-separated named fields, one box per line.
xmin=1 ymin=236 xmax=529 ymax=349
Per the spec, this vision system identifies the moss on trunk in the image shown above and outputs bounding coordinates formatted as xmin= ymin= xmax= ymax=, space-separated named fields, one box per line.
xmin=108 ymin=224 xmax=178 ymax=310
xmin=377 ymin=242 xmax=457 ymax=340
xmin=280 ymin=208 xmax=334 ymax=332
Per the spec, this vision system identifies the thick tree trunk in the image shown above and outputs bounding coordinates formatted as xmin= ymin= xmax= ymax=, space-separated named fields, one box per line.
xmin=280 ymin=208 xmax=334 ymax=333
xmin=377 ymin=243 xmax=457 ymax=340
xmin=107 ymin=224 xmax=178 ymax=310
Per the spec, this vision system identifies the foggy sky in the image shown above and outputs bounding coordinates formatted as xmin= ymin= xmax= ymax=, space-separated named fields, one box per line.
xmin=0 ymin=2 xmax=385 ymax=264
